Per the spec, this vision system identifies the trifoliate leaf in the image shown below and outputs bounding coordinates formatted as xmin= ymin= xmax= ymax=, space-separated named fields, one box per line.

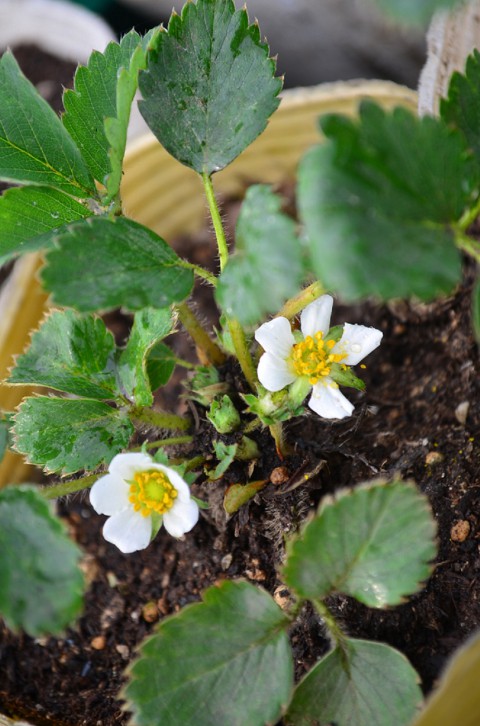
xmin=125 ymin=580 xmax=293 ymax=726
xmin=9 ymin=310 xmax=119 ymax=399
xmin=0 ymin=52 xmax=95 ymax=197
xmin=139 ymin=0 xmax=282 ymax=174
xmin=285 ymin=638 xmax=422 ymax=726
xmin=0 ymin=486 xmax=84 ymax=636
xmin=146 ymin=342 xmax=176 ymax=391
xmin=283 ymin=480 xmax=436 ymax=607
xmin=298 ymin=103 xmax=477 ymax=301
xmin=216 ymin=185 xmax=303 ymax=325
xmin=0 ymin=186 xmax=91 ymax=265
xmin=372 ymin=0 xmax=463 ymax=25
xmin=118 ymin=307 xmax=173 ymax=406
xmin=13 ymin=397 xmax=134 ymax=474
xmin=41 ymin=216 xmax=194 ymax=312
xmin=441 ymin=50 xmax=480 ymax=164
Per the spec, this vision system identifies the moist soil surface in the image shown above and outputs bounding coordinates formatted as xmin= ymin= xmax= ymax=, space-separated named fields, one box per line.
xmin=1 ymin=45 xmax=480 ymax=726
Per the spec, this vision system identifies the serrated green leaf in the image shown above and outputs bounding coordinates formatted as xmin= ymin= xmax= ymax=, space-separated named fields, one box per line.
xmin=283 ymin=480 xmax=436 ymax=607
xmin=9 ymin=309 xmax=119 ymax=399
xmin=285 ymin=638 xmax=422 ymax=726
xmin=216 ymin=185 xmax=303 ymax=325
xmin=139 ymin=0 xmax=282 ymax=174
xmin=372 ymin=0 xmax=463 ymax=25
xmin=63 ymin=30 xmax=160 ymax=198
xmin=125 ymin=580 xmax=293 ymax=726
xmin=441 ymin=50 xmax=480 ymax=164
xmin=0 ymin=52 xmax=95 ymax=197
xmin=298 ymin=103 xmax=476 ymax=301
xmin=118 ymin=307 xmax=173 ymax=406
xmin=41 ymin=216 xmax=194 ymax=312
xmin=146 ymin=342 xmax=176 ymax=391
xmin=0 ymin=186 xmax=91 ymax=265
xmin=0 ymin=416 xmax=9 ymax=462
xmin=13 ymin=396 xmax=134 ymax=474
xmin=0 ymin=486 xmax=84 ymax=636
xmin=208 ymin=440 xmax=237 ymax=480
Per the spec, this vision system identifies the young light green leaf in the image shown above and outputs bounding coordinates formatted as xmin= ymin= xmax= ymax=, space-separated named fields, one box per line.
xmin=285 ymin=638 xmax=422 ymax=726
xmin=41 ymin=216 xmax=194 ymax=312
xmin=441 ymin=50 xmax=480 ymax=163
xmin=118 ymin=307 xmax=173 ymax=406
xmin=283 ymin=480 xmax=436 ymax=607
xmin=298 ymin=103 xmax=477 ymax=301
xmin=138 ymin=0 xmax=282 ymax=174
xmin=0 ymin=486 xmax=84 ymax=636
xmin=9 ymin=309 xmax=119 ymax=399
xmin=216 ymin=185 xmax=303 ymax=325
xmin=372 ymin=0 xmax=463 ymax=25
xmin=125 ymin=580 xmax=293 ymax=726
xmin=146 ymin=342 xmax=176 ymax=391
xmin=208 ymin=440 xmax=238 ymax=480
xmin=13 ymin=396 xmax=134 ymax=474
xmin=63 ymin=30 xmax=160 ymax=198
xmin=0 ymin=186 xmax=91 ymax=265
xmin=0 ymin=52 xmax=95 ymax=197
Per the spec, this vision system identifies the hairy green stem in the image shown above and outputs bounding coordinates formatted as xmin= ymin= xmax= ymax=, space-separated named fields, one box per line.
xmin=312 ymin=599 xmax=350 ymax=668
xmin=134 ymin=436 xmax=194 ymax=451
xmin=179 ymin=259 xmax=218 ymax=286
xmin=276 ymin=281 xmax=325 ymax=320
xmin=457 ymin=195 xmax=480 ymax=233
xmin=202 ymin=172 xmax=229 ymax=272
xmin=177 ymin=301 xmax=226 ymax=365
xmin=269 ymin=421 xmax=291 ymax=458
xmin=228 ymin=318 xmax=258 ymax=391
xmin=41 ymin=474 xmax=98 ymax=500
xmin=131 ymin=407 xmax=191 ymax=431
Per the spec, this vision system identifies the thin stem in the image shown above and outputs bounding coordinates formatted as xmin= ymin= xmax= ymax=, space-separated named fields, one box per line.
xmin=276 ymin=281 xmax=325 ymax=320
xmin=41 ymin=474 xmax=98 ymax=500
xmin=269 ymin=421 xmax=291 ymax=459
xmin=177 ymin=301 xmax=226 ymax=365
xmin=202 ymin=172 xmax=229 ymax=272
xmin=133 ymin=436 xmax=194 ymax=451
xmin=179 ymin=259 xmax=217 ymax=286
xmin=312 ymin=599 xmax=350 ymax=667
xmin=131 ymin=407 xmax=191 ymax=431
xmin=228 ymin=318 xmax=258 ymax=390
xmin=455 ymin=230 xmax=480 ymax=262
xmin=457 ymin=195 xmax=480 ymax=233
xmin=185 ymin=454 xmax=205 ymax=471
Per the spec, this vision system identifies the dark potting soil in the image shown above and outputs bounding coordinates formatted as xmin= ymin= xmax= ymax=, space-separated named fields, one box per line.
xmin=1 ymin=46 xmax=480 ymax=726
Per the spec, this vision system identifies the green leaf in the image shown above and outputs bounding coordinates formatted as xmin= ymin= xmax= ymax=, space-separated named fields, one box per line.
xmin=285 ymin=638 xmax=422 ymax=726
xmin=0 ymin=416 xmax=9 ymax=462
xmin=118 ymin=307 xmax=173 ymax=406
xmin=9 ymin=310 xmax=119 ymax=399
xmin=0 ymin=186 xmax=91 ymax=265
xmin=283 ymin=480 xmax=436 ymax=607
xmin=125 ymin=580 xmax=293 ymax=726
xmin=441 ymin=50 xmax=480 ymax=164
xmin=0 ymin=486 xmax=84 ymax=636
xmin=216 ymin=185 xmax=303 ymax=325
xmin=146 ymin=342 xmax=176 ymax=391
xmin=372 ymin=0 xmax=463 ymax=25
xmin=13 ymin=396 xmax=134 ymax=474
xmin=0 ymin=52 xmax=95 ymax=197
xmin=298 ymin=103 xmax=476 ymax=301
xmin=208 ymin=440 xmax=237 ymax=480
xmin=224 ymin=479 xmax=269 ymax=514
xmin=63 ymin=30 xmax=160 ymax=198
xmin=41 ymin=216 xmax=194 ymax=312
xmin=138 ymin=0 xmax=282 ymax=174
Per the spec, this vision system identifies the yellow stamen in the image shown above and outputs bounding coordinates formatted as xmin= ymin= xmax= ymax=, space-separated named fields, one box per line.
xmin=290 ymin=332 xmax=345 ymax=385
xmin=128 ymin=469 xmax=178 ymax=518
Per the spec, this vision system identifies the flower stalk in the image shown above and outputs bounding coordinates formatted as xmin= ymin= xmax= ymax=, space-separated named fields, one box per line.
xmin=131 ymin=407 xmax=191 ymax=431
xmin=276 ymin=281 xmax=325 ymax=321
xmin=177 ymin=301 xmax=226 ymax=366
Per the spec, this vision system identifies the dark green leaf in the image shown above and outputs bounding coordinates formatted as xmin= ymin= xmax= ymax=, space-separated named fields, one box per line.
xmin=0 ymin=486 xmax=84 ymax=636
xmin=372 ymin=0 xmax=463 ymax=25
xmin=13 ymin=396 xmax=134 ymax=474
xmin=125 ymin=580 xmax=293 ymax=726
xmin=118 ymin=307 xmax=173 ymax=406
xmin=283 ymin=480 xmax=436 ymax=607
xmin=299 ymin=103 xmax=475 ymax=301
xmin=216 ymin=185 xmax=303 ymax=325
xmin=0 ymin=52 xmax=95 ymax=196
xmin=441 ymin=50 xmax=480 ymax=163
xmin=0 ymin=186 xmax=90 ymax=265
xmin=286 ymin=638 xmax=422 ymax=726
xmin=41 ymin=216 xmax=194 ymax=312
xmin=9 ymin=310 xmax=119 ymax=399
xmin=139 ymin=0 xmax=282 ymax=174
xmin=146 ymin=342 xmax=176 ymax=391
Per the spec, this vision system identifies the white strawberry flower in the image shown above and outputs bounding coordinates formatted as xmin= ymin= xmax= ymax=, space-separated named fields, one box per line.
xmin=255 ymin=294 xmax=383 ymax=419
xmin=90 ymin=452 xmax=199 ymax=553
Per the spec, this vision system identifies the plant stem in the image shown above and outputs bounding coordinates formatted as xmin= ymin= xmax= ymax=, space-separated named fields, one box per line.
xmin=202 ymin=172 xmax=229 ymax=272
xmin=228 ymin=317 xmax=258 ymax=390
xmin=41 ymin=474 xmax=98 ymax=500
xmin=134 ymin=436 xmax=194 ymax=451
xmin=131 ymin=407 xmax=191 ymax=431
xmin=177 ymin=301 xmax=226 ymax=365
xmin=269 ymin=421 xmax=291 ymax=459
xmin=455 ymin=230 xmax=480 ymax=262
xmin=277 ymin=281 xmax=325 ymax=320
xmin=179 ymin=260 xmax=217 ymax=286
xmin=312 ymin=598 xmax=351 ymax=669
xmin=457 ymin=195 xmax=480 ymax=233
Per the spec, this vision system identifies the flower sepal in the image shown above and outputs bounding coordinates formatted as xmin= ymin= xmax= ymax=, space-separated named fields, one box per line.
xmin=329 ymin=363 xmax=366 ymax=391
xmin=207 ymin=394 xmax=241 ymax=434
xmin=150 ymin=512 xmax=164 ymax=540
xmin=242 ymin=390 xmax=304 ymax=426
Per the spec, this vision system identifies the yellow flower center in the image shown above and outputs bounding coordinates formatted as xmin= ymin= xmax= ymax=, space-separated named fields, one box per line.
xmin=128 ymin=469 xmax=178 ymax=518
xmin=290 ymin=332 xmax=345 ymax=385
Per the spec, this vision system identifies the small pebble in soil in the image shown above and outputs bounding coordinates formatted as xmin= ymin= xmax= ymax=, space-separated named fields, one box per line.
xmin=270 ymin=466 xmax=290 ymax=485
xmin=455 ymin=400 xmax=470 ymax=425
xmin=142 ymin=601 xmax=159 ymax=623
xmin=90 ymin=635 xmax=106 ymax=651
xmin=450 ymin=519 xmax=471 ymax=542
xmin=115 ymin=644 xmax=130 ymax=660
xmin=273 ymin=586 xmax=293 ymax=611
xmin=221 ymin=553 xmax=233 ymax=570
xmin=425 ymin=450 xmax=444 ymax=466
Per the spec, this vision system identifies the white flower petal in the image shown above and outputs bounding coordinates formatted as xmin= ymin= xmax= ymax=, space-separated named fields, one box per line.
xmin=255 ymin=316 xmax=295 ymax=358
xmin=90 ymin=473 xmax=130 ymax=516
xmin=300 ymin=295 xmax=333 ymax=338
xmin=335 ymin=323 xmax=383 ymax=366
xmin=257 ymin=352 xmax=296 ymax=392
xmin=103 ymin=509 xmax=152 ymax=553
xmin=164 ymin=498 xmax=199 ymax=537
xmin=308 ymin=380 xmax=354 ymax=419
xmin=108 ymin=452 xmax=154 ymax=481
